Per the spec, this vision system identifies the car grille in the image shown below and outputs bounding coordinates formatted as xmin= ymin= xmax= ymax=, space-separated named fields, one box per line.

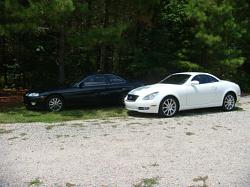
xmin=127 ymin=94 xmax=139 ymax=101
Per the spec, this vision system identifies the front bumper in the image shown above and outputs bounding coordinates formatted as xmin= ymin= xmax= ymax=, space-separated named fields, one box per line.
xmin=124 ymin=99 xmax=159 ymax=113
xmin=23 ymin=95 xmax=46 ymax=109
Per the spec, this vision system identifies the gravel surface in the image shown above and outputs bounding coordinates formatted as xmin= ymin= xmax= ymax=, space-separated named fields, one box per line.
xmin=1 ymin=96 xmax=250 ymax=187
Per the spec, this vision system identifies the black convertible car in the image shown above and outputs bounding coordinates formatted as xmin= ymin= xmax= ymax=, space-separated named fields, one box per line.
xmin=23 ymin=74 xmax=143 ymax=111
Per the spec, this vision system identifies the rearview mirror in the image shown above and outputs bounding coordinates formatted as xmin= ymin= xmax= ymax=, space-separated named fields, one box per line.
xmin=191 ymin=80 xmax=199 ymax=86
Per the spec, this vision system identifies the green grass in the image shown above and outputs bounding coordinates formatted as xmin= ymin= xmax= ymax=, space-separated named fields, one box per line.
xmin=0 ymin=105 xmax=127 ymax=123
xmin=28 ymin=178 xmax=43 ymax=186
xmin=133 ymin=177 xmax=159 ymax=187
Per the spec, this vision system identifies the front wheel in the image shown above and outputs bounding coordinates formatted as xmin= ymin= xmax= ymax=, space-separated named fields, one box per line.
xmin=159 ymin=96 xmax=179 ymax=117
xmin=47 ymin=96 xmax=64 ymax=112
xmin=222 ymin=93 xmax=236 ymax=111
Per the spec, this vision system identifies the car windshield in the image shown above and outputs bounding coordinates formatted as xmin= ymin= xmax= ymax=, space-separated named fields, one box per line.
xmin=160 ymin=74 xmax=191 ymax=85
xmin=70 ymin=75 xmax=85 ymax=87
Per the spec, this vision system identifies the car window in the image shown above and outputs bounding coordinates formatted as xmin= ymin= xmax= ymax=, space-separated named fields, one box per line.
xmin=207 ymin=75 xmax=219 ymax=83
xmin=82 ymin=75 xmax=107 ymax=86
xmin=192 ymin=74 xmax=218 ymax=84
xmin=160 ymin=74 xmax=191 ymax=85
xmin=107 ymin=75 xmax=125 ymax=84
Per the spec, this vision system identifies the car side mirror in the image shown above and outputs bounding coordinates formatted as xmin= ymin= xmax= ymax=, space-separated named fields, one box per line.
xmin=191 ymin=80 xmax=199 ymax=86
xmin=79 ymin=82 xmax=85 ymax=87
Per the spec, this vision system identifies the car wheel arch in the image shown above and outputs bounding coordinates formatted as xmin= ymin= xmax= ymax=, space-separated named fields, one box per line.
xmin=46 ymin=94 xmax=65 ymax=103
xmin=223 ymin=91 xmax=237 ymax=102
xmin=158 ymin=94 xmax=180 ymax=111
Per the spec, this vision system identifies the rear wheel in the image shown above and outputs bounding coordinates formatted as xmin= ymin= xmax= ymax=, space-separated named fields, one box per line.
xmin=222 ymin=93 xmax=236 ymax=111
xmin=159 ymin=96 xmax=179 ymax=117
xmin=47 ymin=96 xmax=64 ymax=112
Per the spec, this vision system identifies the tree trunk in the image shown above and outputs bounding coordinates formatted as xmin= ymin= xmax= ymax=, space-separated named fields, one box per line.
xmin=99 ymin=46 xmax=106 ymax=72
xmin=99 ymin=0 xmax=110 ymax=72
xmin=4 ymin=65 xmax=8 ymax=86
xmin=58 ymin=25 xmax=65 ymax=85
xmin=1 ymin=37 xmax=8 ymax=86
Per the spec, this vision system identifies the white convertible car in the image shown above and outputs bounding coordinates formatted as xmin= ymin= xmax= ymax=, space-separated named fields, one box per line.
xmin=124 ymin=72 xmax=241 ymax=117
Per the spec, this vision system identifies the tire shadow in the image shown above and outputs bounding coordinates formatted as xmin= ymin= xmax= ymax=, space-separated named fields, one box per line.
xmin=127 ymin=106 xmax=244 ymax=118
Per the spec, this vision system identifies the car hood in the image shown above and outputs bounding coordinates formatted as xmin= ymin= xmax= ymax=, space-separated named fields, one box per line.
xmin=128 ymin=83 xmax=181 ymax=97
xmin=26 ymin=86 xmax=72 ymax=94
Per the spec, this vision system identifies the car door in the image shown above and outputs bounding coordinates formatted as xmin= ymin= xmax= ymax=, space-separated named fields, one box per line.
xmin=68 ymin=75 xmax=108 ymax=106
xmin=105 ymin=74 xmax=128 ymax=104
xmin=186 ymin=74 xmax=220 ymax=107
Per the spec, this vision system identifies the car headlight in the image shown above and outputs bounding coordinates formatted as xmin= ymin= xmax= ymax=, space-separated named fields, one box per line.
xmin=143 ymin=92 xmax=159 ymax=100
xmin=26 ymin=93 xmax=40 ymax=97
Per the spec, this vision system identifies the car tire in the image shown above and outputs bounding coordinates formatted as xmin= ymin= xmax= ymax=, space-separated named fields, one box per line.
xmin=47 ymin=95 xmax=64 ymax=112
xmin=222 ymin=93 xmax=236 ymax=111
xmin=159 ymin=96 xmax=179 ymax=117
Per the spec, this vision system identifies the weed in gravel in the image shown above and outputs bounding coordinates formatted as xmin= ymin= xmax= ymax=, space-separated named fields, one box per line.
xmin=215 ymin=125 xmax=223 ymax=128
xmin=45 ymin=125 xmax=55 ymax=130
xmin=66 ymin=183 xmax=76 ymax=187
xmin=8 ymin=136 xmax=18 ymax=140
xmin=158 ymin=122 xmax=163 ymax=125
xmin=133 ymin=177 xmax=159 ymax=187
xmin=45 ymin=123 xmax=66 ymax=130
xmin=149 ymin=162 xmax=159 ymax=167
xmin=211 ymin=127 xmax=218 ymax=130
xmin=28 ymin=178 xmax=43 ymax=186
xmin=56 ymin=135 xmax=70 ymax=138
xmin=189 ymin=176 xmax=208 ymax=187
xmin=71 ymin=123 xmax=85 ymax=127
xmin=131 ymin=130 xmax=145 ymax=133
xmin=0 ymin=129 xmax=13 ymax=134
xmin=91 ymin=122 xmax=101 ymax=126
xmin=103 ymin=120 xmax=116 ymax=124
xmin=186 ymin=132 xmax=195 ymax=136
xmin=127 ymin=122 xmax=141 ymax=126
xmin=20 ymin=132 xmax=27 ymax=136
xmin=112 ymin=124 xmax=117 ymax=128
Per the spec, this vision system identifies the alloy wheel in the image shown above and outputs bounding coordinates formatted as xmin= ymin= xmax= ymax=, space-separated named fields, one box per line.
xmin=48 ymin=97 xmax=63 ymax=111
xmin=160 ymin=97 xmax=178 ymax=117
xmin=223 ymin=94 xmax=235 ymax=111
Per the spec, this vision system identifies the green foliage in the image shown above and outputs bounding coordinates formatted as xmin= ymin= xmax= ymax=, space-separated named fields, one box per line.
xmin=183 ymin=0 xmax=246 ymax=75
xmin=1 ymin=0 xmax=250 ymax=91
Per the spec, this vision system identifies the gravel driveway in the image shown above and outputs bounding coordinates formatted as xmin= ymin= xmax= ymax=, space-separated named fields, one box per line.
xmin=1 ymin=96 xmax=250 ymax=187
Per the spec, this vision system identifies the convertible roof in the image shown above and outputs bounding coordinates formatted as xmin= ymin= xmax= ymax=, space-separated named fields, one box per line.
xmin=175 ymin=72 xmax=210 ymax=76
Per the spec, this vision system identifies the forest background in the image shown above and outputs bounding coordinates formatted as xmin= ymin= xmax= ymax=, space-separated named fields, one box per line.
xmin=1 ymin=0 xmax=250 ymax=92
